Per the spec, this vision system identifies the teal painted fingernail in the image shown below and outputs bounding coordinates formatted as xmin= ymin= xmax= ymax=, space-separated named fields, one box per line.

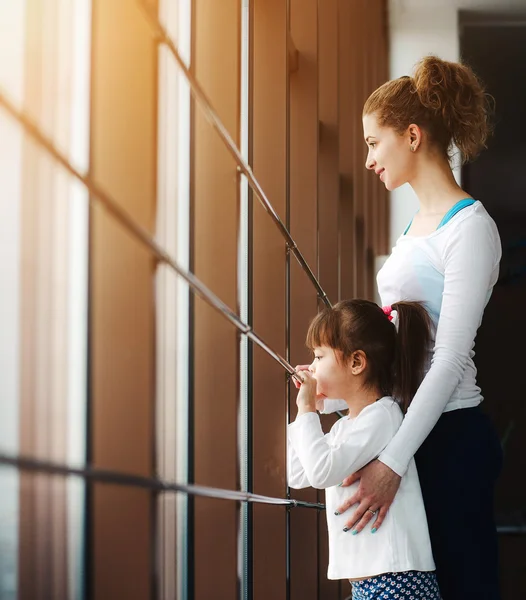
xmin=351 ymin=529 xmax=358 ymax=535
xmin=343 ymin=527 xmax=350 ymax=532
xmin=334 ymin=511 xmax=340 ymax=516
xmin=371 ymin=528 xmax=377 ymax=534
xmin=337 ymin=482 xmax=343 ymax=487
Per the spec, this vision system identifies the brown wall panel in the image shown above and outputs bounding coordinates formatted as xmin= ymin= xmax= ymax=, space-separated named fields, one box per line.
xmin=350 ymin=1 xmax=366 ymax=299
xmin=289 ymin=501 xmax=319 ymax=600
xmin=318 ymin=0 xmax=340 ymax=305
xmin=377 ymin=0 xmax=390 ymax=257
xmin=90 ymin=0 xmax=157 ymax=597
xmin=317 ymin=492 xmax=340 ymax=600
xmin=362 ymin=4 xmax=375 ymax=300
xmin=93 ymin=485 xmax=152 ymax=600
xmin=338 ymin=0 xmax=356 ymax=301
xmin=289 ymin=1 xmax=320 ymax=596
xmin=192 ymin=1 xmax=241 ymax=598
xmin=317 ymin=2 xmax=342 ymax=598
xmin=344 ymin=0 xmax=389 ymax=300
xmin=252 ymin=0 xmax=288 ymax=598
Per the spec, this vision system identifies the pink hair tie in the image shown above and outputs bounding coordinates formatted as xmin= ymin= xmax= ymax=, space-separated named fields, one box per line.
xmin=382 ymin=305 xmax=393 ymax=321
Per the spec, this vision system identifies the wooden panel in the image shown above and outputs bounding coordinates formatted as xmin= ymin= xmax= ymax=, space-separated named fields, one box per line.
xmin=317 ymin=3 xmax=342 ymax=598
xmin=338 ymin=0 xmax=356 ymax=301
xmin=90 ymin=0 xmax=157 ymax=597
xmin=252 ymin=0 xmax=288 ymax=598
xmin=318 ymin=0 xmax=340 ymax=305
xmin=92 ymin=485 xmax=152 ymax=600
xmin=289 ymin=0 xmax=320 ymax=598
xmin=362 ymin=4 xmax=375 ymax=300
xmin=192 ymin=1 xmax=241 ymax=599
xmin=346 ymin=0 xmax=389 ymax=300
xmin=350 ymin=1 xmax=366 ymax=299
xmin=377 ymin=0 xmax=390 ymax=257
xmin=362 ymin=0 xmax=390 ymax=297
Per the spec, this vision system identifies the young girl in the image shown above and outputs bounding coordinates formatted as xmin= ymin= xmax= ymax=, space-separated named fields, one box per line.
xmin=288 ymin=299 xmax=441 ymax=599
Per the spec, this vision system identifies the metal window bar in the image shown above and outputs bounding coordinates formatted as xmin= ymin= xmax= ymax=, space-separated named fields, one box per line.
xmin=0 ymin=449 xmax=521 ymax=534
xmin=0 ymin=91 xmax=306 ymax=386
xmin=238 ymin=1 xmax=252 ymax=599
xmin=0 ymin=453 xmax=324 ymax=510
xmin=0 ymin=2 xmax=332 ymax=595
xmin=0 ymin=46 xmax=323 ymax=517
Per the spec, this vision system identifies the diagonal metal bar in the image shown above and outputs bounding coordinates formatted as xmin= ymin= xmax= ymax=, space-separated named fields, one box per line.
xmin=0 ymin=453 xmax=324 ymax=510
xmin=4 ymin=451 xmax=522 ymax=529
xmin=0 ymin=89 xmax=303 ymax=384
xmin=136 ymin=0 xmax=331 ymax=309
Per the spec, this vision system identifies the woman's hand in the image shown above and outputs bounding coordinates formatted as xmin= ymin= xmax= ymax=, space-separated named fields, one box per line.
xmin=335 ymin=460 xmax=401 ymax=533
xmin=292 ymin=364 xmax=327 ymax=411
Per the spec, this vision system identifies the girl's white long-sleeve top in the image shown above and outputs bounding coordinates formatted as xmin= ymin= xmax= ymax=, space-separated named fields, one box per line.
xmin=287 ymin=397 xmax=435 ymax=581
xmin=320 ymin=201 xmax=501 ymax=476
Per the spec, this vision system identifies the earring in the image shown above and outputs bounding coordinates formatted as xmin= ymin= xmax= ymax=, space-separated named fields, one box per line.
xmin=410 ymin=145 xmax=416 ymax=152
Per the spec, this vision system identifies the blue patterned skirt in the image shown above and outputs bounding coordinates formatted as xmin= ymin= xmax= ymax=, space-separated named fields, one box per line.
xmin=351 ymin=571 xmax=441 ymax=599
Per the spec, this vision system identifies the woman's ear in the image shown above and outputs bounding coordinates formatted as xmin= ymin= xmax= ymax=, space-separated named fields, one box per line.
xmin=407 ymin=123 xmax=423 ymax=152
xmin=350 ymin=350 xmax=367 ymax=376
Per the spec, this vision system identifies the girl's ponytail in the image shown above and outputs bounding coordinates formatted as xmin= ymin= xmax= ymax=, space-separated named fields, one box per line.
xmin=391 ymin=301 xmax=433 ymax=413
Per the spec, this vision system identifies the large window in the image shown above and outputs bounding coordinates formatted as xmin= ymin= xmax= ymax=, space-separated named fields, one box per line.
xmin=0 ymin=1 xmax=388 ymax=598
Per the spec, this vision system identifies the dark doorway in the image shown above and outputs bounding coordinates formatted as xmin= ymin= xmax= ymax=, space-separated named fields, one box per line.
xmin=461 ymin=12 xmax=526 ymax=599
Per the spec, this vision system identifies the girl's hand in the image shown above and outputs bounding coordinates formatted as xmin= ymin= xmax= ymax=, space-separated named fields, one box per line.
xmin=295 ymin=370 xmax=318 ymax=416
xmin=335 ymin=460 xmax=401 ymax=533
xmin=292 ymin=364 xmax=327 ymax=411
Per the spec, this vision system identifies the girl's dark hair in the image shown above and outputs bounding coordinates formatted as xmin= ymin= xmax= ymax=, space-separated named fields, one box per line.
xmin=306 ymin=299 xmax=432 ymax=413
xmin=363 ymin=55 xmax=494 ymax=164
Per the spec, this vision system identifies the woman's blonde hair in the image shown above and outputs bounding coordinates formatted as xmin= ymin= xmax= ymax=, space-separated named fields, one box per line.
xmin=363 ymin=55 xmax=494 ymax=163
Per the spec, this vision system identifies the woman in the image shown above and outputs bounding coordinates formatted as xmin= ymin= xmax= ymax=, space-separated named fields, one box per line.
xmin=321 ymin=56 xmax=502 ymax=599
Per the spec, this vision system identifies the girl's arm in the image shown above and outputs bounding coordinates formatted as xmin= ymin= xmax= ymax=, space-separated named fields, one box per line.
xmin=288 ymin=406 xmax=393 ymax=489
xmin=378 ymin=215 xmax=501 ymax=476
xmin=292 ymin=366 xmax=347 ymax=414
xmin=287 ymin=438 xmax=312 ymax=489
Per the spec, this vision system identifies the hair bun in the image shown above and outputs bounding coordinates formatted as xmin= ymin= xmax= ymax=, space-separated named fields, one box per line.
xmin=412 ymin=55 xmax=493 ymax=162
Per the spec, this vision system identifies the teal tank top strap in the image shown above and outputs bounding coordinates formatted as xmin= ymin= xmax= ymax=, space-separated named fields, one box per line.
xmin=403 ymin=198 xmax=476 ymax=236
xmin=436 ymin=198 xmax=476 ymax=230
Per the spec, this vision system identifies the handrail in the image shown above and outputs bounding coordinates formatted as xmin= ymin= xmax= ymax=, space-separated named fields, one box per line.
xmin=0 ymin=90 xmax=302 ymax=383
xmin=0 ymin=453 xmax=324 ymax=510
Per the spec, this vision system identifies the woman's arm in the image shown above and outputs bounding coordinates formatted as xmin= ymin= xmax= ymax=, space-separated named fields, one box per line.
xmin=288 ymin=407 xmax=392 ymax=489
xmin=336 ymin=214 xmax=501 ymax=534
xmin=378 ymin=215 xmax=501 ymax=475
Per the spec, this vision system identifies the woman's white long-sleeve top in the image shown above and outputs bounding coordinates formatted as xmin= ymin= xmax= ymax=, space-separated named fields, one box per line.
xmin=320 ymin=202 xmax=501 ymax=476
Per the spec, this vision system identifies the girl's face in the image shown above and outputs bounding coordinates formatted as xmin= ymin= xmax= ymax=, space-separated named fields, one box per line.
xmin=362 ymin=113 xmax=415 ymax=191
xmin=309 ymin=346 xmax=350 ymax=399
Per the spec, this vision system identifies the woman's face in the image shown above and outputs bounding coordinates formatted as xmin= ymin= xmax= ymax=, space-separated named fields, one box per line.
xmin=362 ymin=113 xmax=415 ymax=191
